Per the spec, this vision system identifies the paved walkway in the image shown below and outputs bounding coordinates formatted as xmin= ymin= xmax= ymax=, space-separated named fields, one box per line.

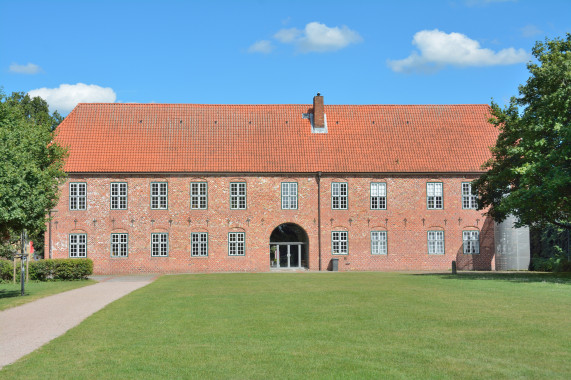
xmin=0 ymin=275 xmax=156 ymax=369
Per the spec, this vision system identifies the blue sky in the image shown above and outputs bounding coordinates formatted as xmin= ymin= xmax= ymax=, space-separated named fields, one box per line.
xmin=1 ymin=0 xmax=570 ymax=114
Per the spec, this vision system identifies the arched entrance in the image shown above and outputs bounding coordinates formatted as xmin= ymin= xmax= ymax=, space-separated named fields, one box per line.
xmin=269 ymin=223 xmax=308 ymax=269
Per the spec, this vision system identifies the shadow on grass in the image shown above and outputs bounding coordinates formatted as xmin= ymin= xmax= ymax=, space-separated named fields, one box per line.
xmin=414 ymin=272 xmax=571 ymax=285
xmin=0 ymin=289 xmax=26 ymax=299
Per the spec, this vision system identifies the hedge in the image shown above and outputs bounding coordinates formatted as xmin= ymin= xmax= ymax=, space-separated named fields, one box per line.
xmin=0 ymin=258 xmax=93 ymax=282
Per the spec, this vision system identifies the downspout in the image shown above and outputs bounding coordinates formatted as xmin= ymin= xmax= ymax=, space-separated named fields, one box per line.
xmin=317 ymin=171 xmax=322 ymax=271
xmin=48 ymin=210 xmax=52 ymax=259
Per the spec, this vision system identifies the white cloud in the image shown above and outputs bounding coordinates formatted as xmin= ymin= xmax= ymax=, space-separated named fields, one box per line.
xmin=520 ymin=24 xmax=543 ymax=38
xmin=388 ymin=29 xmax=529 ymax=73
xmin=28 ymin=83 xmax=117 ymax=114
xmin=248 ymin=40 xmax=274 ymax=54
xmin=274 ymin=22 xmax=362 ymax=53
xmin=9 ymin=62 xmax=42 ymax=74
xmin=274 ymin=28 xmax=301 ymax=43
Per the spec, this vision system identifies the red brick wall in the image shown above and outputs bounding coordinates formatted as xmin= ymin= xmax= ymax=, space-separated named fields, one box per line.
xmin=46 ymin=174 xmax=495 ymax=274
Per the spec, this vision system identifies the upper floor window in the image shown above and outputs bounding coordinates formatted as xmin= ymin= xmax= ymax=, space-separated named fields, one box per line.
xmin=370 ymin=182 xmax=387 ymax=210
xmin=69 ymin=233 xmax=87 ymax=257
xmin=151 ymin=182 xmax=168 ymax=209
xmin=111 ymin=182 xmax=127 ymax=210
xmin=151 ymin=233 xmax=168 ymax=257
xmin=371 ymin=231 xmax=387 ymax=255
xmin=190 ymin=182 xmax=208 ymax=209
xmin=191 ymin=232 xmax=208 ymax=257
xmin=281 ymin=182 xmax=298 ymax=209
xmin=463 ymin=231 xmax=480 ymax=254
xmin=427 ymin=182 xmax=443 ymax=209
xmin=428 ymin=231 xmax=444 ymax=254
xmin=462 ymin=182 xmax=477 ymax=209
xmin=111 ymin=233 xmax=128 ymax=257
xmin=331 ymin=182 xmax=348 ymax=210
xmin=332 ymin=231 xmax=348 ymax=254
xmin=230 ymin=182 xmax=247 ymax=209
xmin=69 ymin=183 xmax=86 ymax=210
xmin=228 ymin=232 xmax=245 ymax=256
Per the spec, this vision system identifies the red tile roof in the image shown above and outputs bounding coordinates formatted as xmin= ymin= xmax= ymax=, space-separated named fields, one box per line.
xmin=56 ymin=103 xmax=497 ymax=173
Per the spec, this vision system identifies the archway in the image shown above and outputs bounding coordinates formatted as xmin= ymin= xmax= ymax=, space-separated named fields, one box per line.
xmin=269 ymin=223 xmax=309 ymax=269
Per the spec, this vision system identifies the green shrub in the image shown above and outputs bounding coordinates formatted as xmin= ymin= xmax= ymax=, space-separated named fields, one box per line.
xmin=0 ymin=259 xmax=93 ymax=282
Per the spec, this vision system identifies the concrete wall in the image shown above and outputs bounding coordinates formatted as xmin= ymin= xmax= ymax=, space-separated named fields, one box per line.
xmin=494 ymin=215 xmax=530 ymax=270
xmin=47 ymin=173 xmax=495 ymax=274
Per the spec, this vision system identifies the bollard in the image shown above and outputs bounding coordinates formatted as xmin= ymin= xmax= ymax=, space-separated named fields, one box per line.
xmin=451 ymin=260 xmax=457 ymax=275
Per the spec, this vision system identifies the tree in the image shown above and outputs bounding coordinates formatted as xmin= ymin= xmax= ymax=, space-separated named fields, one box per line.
xmin=473 ymin=34 xmax=571 ymax=230
xmin=0 ymin=90 xmax=67 ymax=258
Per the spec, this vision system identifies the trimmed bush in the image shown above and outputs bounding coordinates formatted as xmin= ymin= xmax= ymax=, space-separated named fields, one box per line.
xmin=0 ymin=258 xmax=93 ymax=282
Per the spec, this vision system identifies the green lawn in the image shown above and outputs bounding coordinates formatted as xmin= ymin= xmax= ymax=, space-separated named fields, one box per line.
xmin=0 ymin=280 xmax=95 ymax=311
xmin=2 ymin=272 xmax=570 ymax=379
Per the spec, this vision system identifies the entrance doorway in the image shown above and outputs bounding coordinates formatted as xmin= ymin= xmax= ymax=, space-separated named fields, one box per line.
xmin=269 ymin=223 xmax=308 ymax=269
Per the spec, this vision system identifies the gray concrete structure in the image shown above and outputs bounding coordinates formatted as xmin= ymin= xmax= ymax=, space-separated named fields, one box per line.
xmin=494 ymin=215 xmax=530 ymax=270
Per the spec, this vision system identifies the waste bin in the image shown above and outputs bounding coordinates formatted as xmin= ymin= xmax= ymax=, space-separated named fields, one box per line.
xmin=331 ymin=258 xmax=339 ymax=271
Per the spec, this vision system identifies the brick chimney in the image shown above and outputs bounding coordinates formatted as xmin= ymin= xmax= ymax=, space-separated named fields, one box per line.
xmin=313 ymin=93 xmax=325 ymax=128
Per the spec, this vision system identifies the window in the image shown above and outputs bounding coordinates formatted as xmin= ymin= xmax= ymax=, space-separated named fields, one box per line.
xmin=281 ymin=182 xmax=298 ymax=209
xmin=151 ymin=182 xmax=168 ymax=209
xmin=230 ymin=182 xmax=247 ymax=209
xmin=332 ymin=182 xmax=348 ymax=209
xmin=332 ymin=231 xmax=348 ymax=254
xmin=228 ymin=232 xmax=245 ymax=256
xmin=462 ymin=182 xmax=477 ymax=209
xmin=463 ymin=231 xmax=480 ymax=254
xmin=69 ymin=183 xmax=86 ymax=210
xmin=371 ymin=231 xmax=387 ymax=255
xmin=427 ymin=182 xmax=443 ymax=209
xmin=151 ymin=233 xmax=168 ymax=257
xmin=191 ymin=232 xmax=208 ymax=257
xmin=371 ymin=183 xmax=387 ymax=210
xmin=111 ymin=183 xmax=128 ymax=210
xmin=111 ymin=233 xmax=128 ymax=257
xmin=69 ymin=234 xmax=87 ymax=257
xmin=190 ymin=182 xmax=208 ymax=209
xmin=428 ymin=231 xmax=445 ymax=254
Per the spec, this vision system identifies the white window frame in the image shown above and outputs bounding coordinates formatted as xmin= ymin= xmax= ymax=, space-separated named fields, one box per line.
xmin=151 ymin=182 xmax=168 ymax=210
xmin=332 ymin=182 xmax=348 ymax=210
xmin=230 ymin=182 xmax=247 ymax=210
xmin=371 ymin=231 xmax=387 ymax=255
xmin=428 ymin=231 xmax=445 ymax=254
xmin=370 ymin=182 xmax=387 ymax=210
xmin=427 ymin=182 xmax=443 ymax=210
xmin=332 ymin=231 xmax=348 ymax=255
xmin=69 ymin=182 xmax=86 ymax=210
xmin=111 ymin=182 xmax=128 ymax=210
xmin=69 ymin=233 xmax=87 ymax=258
xmin=228 ymin=232 xmax=245 ymax=256
xmin=462 ymin=182 xmax=478 ymax=209
xmin=190 ymin=182 xmax=208 ymax=209
xmin=463 ymin=231 xmax=480 ymax=254
xmin=151 ymin=233 xmax=169 ymax=257
xmin=111 ymin=233 xmax=128 ymax=257
xmin=281 ymin=182 xmax=298 ymax=209
xmin=191 ymin=232 xmax=208 ymax=257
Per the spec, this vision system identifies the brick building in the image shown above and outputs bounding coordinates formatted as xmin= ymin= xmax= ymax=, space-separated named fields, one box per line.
xmin=46 ymin=94 xmax=498 ymax=274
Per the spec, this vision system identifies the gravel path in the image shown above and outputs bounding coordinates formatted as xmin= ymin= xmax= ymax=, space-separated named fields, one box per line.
xmin=0 ymin=275 xmax=156 ymax=369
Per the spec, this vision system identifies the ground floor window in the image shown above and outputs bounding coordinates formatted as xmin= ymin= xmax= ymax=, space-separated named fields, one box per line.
xmin=69 ymin=233 xmax=87 ymax=257
xmin=191 ymin=232 xmax=208 ymax=257
xmin=428 ymin=231 xmax=444 ymax=254
xmin=332 ymin=231 xmax=348 ymax=255
xmin=463 ymin=231 xmax=480 ymax=254
xmin=228 ymin=232 xmax=245 ymax=256
xmin=151 ymin=233 xmax=168 ymax=257
xmin=111 ymin=233 xmax=128 ymax=257
xmin=371 ymin=231 xmax=387 ymax=255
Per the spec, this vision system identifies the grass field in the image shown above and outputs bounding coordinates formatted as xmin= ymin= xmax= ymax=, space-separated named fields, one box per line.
xmin=0 ymin=280 xmax=95 ymax=311
xmin=1 ymin=272 xmax=570 ymax=379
